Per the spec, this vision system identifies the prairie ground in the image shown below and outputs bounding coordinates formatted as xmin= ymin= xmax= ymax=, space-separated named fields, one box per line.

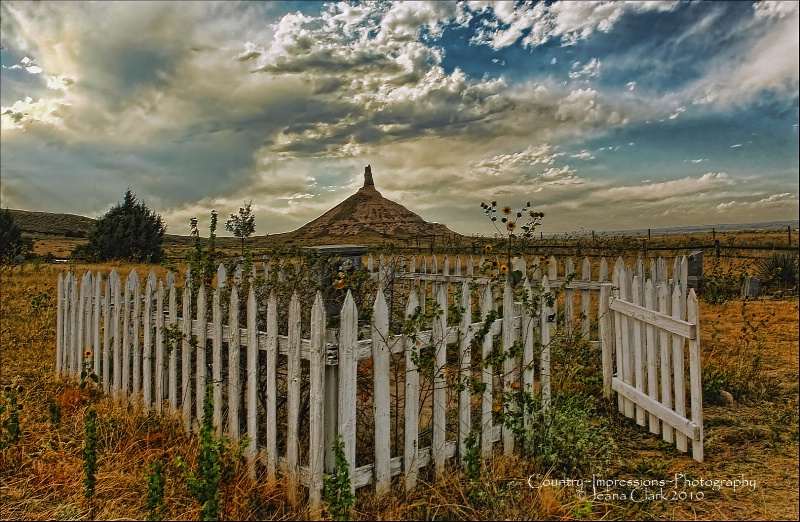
xmin=0 ymin=248 xmax=797 ymax=520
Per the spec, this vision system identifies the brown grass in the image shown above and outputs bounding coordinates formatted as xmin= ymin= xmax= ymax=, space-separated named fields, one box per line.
xmin=1 ymin=250 xmax=798 ymax=520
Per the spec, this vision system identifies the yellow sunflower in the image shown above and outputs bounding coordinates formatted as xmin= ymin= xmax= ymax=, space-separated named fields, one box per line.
xmin=484 ymin=244 xmax=493 ymax=253
xmin=502 ymin=205 xmax=512 ymax=215
xmin=506 ymin=221 xmax=516 ymax=231
xmin=500 ymin=264 xmax=509 ymax=273
xmin=84 ymin=350 xmax=93 ymax=358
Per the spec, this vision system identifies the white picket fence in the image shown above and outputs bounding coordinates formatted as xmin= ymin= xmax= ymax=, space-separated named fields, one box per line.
xmin=55 ymin=254 xmax=703 ymax=514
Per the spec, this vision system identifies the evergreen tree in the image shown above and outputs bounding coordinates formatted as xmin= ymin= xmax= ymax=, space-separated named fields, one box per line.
xmin=75 ymin=189 xmax=165 ymax=262
xmin=0 ymin=209 xmax=30 ymax=262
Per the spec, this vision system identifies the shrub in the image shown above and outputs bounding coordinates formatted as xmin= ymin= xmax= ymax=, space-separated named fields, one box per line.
xmin=74 ymin=188 xmax=165 ymax=262
xmin=0 ymin=209 xmax=32 ymax=262
xmin=755 ymin=252 xmax=798 ymax=292
xmin=520 ymin=391 xmax=615 ymax=477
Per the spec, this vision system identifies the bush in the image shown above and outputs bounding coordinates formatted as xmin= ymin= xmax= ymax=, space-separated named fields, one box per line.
xmin=74 ymin=188 xmax=165 ymax=262
xmin=0 ymin=209 xmax=32 ymax=262
xmin=755 ymin=252 xmax=798 ymax=292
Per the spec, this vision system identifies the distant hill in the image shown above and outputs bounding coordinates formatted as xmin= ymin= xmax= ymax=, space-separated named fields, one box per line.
xmin=8 ymin=209 xmax=96 ymax=236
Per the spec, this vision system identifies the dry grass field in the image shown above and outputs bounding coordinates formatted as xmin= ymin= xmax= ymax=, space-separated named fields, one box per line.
xmin=1 ymin=234 xmax=797 ymax=520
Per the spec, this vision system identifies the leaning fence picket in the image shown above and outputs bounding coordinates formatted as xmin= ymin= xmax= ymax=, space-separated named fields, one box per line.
xmin=645 ymin=280 xmax=659 ymax=434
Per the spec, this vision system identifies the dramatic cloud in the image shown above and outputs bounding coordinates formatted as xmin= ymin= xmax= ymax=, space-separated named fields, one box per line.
xmin=1 ymin=1 xmax=796 ymax=235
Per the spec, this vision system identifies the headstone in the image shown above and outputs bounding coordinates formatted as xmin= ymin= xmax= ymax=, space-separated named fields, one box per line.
xmin=741 ymin=276 xmax=759 ymax=299
xmin=303 ymin=245 xmax=369 ymax=317
xmin=687 ymin=250 xmax=706 ymax=289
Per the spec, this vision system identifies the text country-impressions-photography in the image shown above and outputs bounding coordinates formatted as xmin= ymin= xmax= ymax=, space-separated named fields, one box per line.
xmin=527 ymin=473 xmax=758 ymax=503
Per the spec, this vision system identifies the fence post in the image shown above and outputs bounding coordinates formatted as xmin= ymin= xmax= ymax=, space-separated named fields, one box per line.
xmin=111 ymin=271 xmax=122 ymax=399
xmin=599 ymin=283 xmax=614 ymax=399
xmin=138 ymin=274 xmax=147 ymax=402
xmin=658 ymin=283 xmax=674 ymax=444
xmin=286 ymin=293 xmax=301 ymax=506
xmin=195 ymin=286 xmax=207 ymax=432
xmin=94 ymin=272 xmax=102 ymax=380
xmin=372 ymin=289 xmax=391 ymax=497
xmin=671 ymin=286 xmax=688 ymax=452
xmin=687 ymin=289 xmax=703 ymax=462
xmin=122 ymin=273 xmax=132 ymax=399
xmin=131 ymin=271 xmax=141 ymax=399
xmin=338 ymin=291 xmax=358 ymax=496
xmin=228 ymin=285 xmax=241 ymax=439
xmin=265 ymin=290 xmax=278 ymax=481
xmin=78 ymin=273 xmax=87 ymax=383
xmin=432 ymin=284 xmax=447 ymax=479
xmin=212 ymin=279 xmax=222 ymax=435
xmin=540 ymin=276 xmax=552 ymax=412
xmin=458 ymin=282 xmax=473 ymax=466
xmin=70 ymin=272 xmax=79 ymax=378
xmin=480 ymin=282 xmax=494 ymax=458
xmin=501 ymin=279 xmax=515 ymax=456
xmin=56 ymin=273 xmax=64 ymax=376
xmin=521 ymin=278 xmax=535 ymax=431
xmin=116 ymin=270 xmax=126 ymax=394
xmin=644 ymin=280 xmax=659 ymax=434
xmin=631 ymin=277 xmax=646 ymax=427
xmin=309 ymin=293 xmax=326 ymax=516
xmin=581 ymin=258 xmax=591 ymax=339
xmin=564 ymin=257 xmax=575 ymax=335
xmin=182 ymin=271 xmax=193 ymax=432
xmin=404 ymin=289 xmax=420 ymax=492
xmin=168 ymin=273 xmax=178 ymax=414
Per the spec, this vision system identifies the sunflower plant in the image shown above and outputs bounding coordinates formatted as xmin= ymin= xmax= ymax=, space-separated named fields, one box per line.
xmin=479 ymin=200 xmax=544 ymax=282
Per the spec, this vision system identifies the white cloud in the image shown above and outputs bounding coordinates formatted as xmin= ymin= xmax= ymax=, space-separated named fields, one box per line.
xmin=467 ymin=1 xmax=679 ymax=49
xmin=555 ymin=88 xmax=601 ymax=123
xmin=688 ymin=4 xmax=799 ymax=106
xmin=568 ymin=58 xmax=601 ymax=82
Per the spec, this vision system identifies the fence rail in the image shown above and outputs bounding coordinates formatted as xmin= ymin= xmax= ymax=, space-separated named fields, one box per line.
xmin=55 ymin=253 xmax=703 ymax=513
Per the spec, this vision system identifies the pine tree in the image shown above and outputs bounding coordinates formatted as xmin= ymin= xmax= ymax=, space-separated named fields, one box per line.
xmin=75 ymin=188 xmax=165 ymax=262
xmin=0 ymin=209 xmax=30 ymax=262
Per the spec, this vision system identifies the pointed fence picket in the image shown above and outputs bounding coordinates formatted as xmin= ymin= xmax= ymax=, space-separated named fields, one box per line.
xmin=55 ymin=253 xmax=703 ymax=510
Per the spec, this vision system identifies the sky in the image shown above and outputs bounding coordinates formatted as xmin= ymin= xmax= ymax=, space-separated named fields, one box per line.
xmin=1 ymin=0 xmax=798 ymax=238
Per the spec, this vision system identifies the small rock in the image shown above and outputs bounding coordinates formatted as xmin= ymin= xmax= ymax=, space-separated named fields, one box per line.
xmin=720 ymin=390 xmax=734 ymax=405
